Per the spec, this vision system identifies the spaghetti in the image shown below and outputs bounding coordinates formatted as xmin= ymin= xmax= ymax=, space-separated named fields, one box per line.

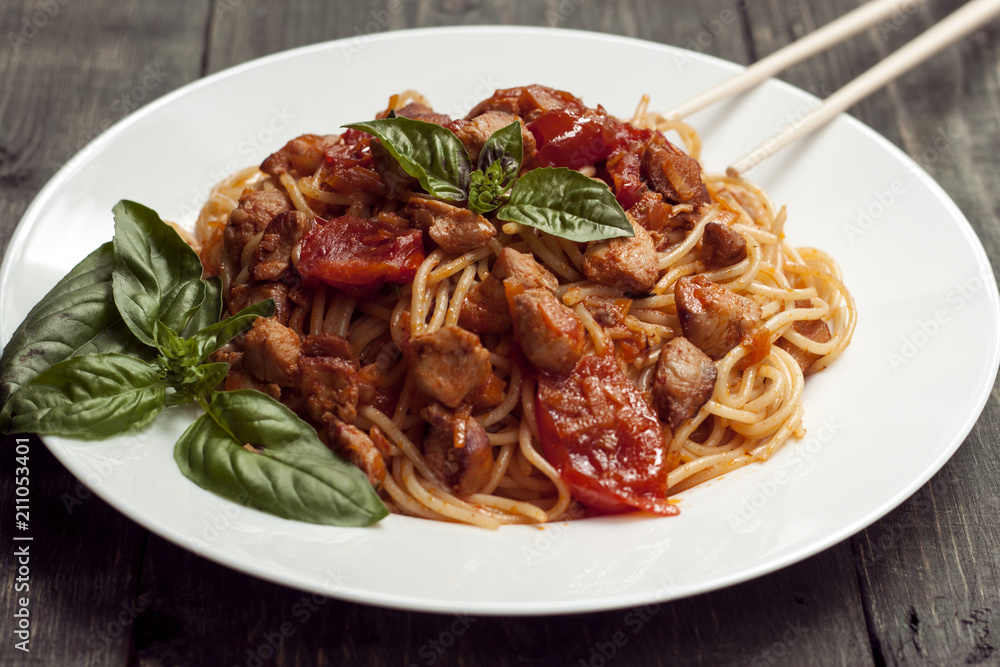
xmin=195 ymin=86 xmax=856 ymax=529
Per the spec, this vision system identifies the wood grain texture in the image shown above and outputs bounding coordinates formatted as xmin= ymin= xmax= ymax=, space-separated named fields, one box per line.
xmin=131 ymin=533 xmax=873 ymax=667
xmin=0 ymin=1 xmax=998 ymax=665
xmin=1 ymin=434 xmax=146 ymax=667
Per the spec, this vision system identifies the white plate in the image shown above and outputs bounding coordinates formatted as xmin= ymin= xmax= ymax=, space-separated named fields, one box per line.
xmin=2 ymin=27 xmax=998 ymax=615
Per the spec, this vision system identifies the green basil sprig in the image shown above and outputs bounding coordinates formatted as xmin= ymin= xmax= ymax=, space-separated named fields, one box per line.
xmin=344 ymin=116 xmax=634 ymax=242
xmin=468 ymin=161 xmax=508 ymax=215
xmin=0 ymin=201 xmax=387 ymax=527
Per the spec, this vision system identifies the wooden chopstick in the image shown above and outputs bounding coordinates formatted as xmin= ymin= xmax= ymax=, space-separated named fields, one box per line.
xmin=666 ymin=0 xmax=930 ymax=121
xmin=727 ymin=0 xmax=1000 ymax=176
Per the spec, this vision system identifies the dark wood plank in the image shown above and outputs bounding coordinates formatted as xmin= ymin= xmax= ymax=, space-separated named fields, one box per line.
xmin=0 ymin=0 xmax=209 ymax=259
xmin=204 ymin=0 xmax=553 ymax=72
xmin=0 ymin=434 xmax=146 ymax=667
xmin=133 ymin=532 xmax=872 ymax=667
xmin=0 ymin=1 xmax=209 ymax=665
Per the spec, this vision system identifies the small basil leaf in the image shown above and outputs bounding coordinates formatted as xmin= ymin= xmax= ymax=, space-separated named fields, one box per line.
xmin=187 ymin=298 xmax=275 ymax=364
xmin=344 ymin=118 xmax=471 ymax=201
xmin=468 ymin=161 xmax=508 ymax=216
xmin=166 ymin=362 xmax=228 ymax=407
xmin=496 ymin=167 xmax=635 ymax=242
xmin=112 ymin=200 xmax=207 ymax=347
xmin=0 ymin=242 xmax=147 ymax=407
xmin=182 ymin=277 xmax=223 ymax=338
xmin=1 ymin=353 xmax=166 ymax=438
xmin=154 ymin=321 xmax=199 ymax=368
xmin=174 ymin=390 xmax=387 ymax=526
xmin=477 ymin=120 xmax=523 ymax=183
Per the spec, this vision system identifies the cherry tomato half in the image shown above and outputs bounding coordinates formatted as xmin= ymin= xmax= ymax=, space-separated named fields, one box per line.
xmin=298 ymin=215 xmax=424 ymax=297
xmin=535 ymin=354 xmax=677 ymax=516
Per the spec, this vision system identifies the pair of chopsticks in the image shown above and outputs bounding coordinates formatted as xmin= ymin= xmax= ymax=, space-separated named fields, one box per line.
xmin=665 ymin=0 xmax=1000 ymax=176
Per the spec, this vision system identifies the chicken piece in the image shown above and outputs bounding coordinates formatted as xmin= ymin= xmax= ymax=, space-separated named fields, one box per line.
xmin=582 ymin=217 xmax=658 ymax=293
xmin=470 ymin=373 xmax=506 ymax=412
xmin=298 ymin=333 xmax=360 ymax=424
xmin=466 ymin=85 xmax=586 ymax=120
xmin=457 ymin=248 xmax=558 ymax=334
xmin=410 ymin=326 xmax=492 ymax=408
xmin=641 ymin=136 xmax=709 ymax=206
xmin=301 ymin=332 xmax=355 ymax=360
xmin=394 ymin=102 xmax=453 ymax=126
xmin=223 ymin=369 xmax=257 ymax=392
xmin=640 ymin=193 xmax=705 ymax=254
xmin=224 ymin=191 xmax=293 ymax=275
xmin=260 ymin=134 xmax=339 ymax=178
xmin=509 ymin=285 xmax=585 ymax=375
xmin=491 ymin=247 xmax=559 ymax=291
xmin=405 ymin=198 xmax=497 ymax=254
xmin=776 ymin=301 xmax=833 ymax=374
xmin=582 ymin=296 xmax=632 ymax=327
xmin=651 ymin=336 xmax=718 ymax=431
xmin=248 ymin=210 xmax=316 ymax=282
xmin=674 ymin=275 xmax=764 ymax=360
xmin=458 ymin=279 xmax=511 ymax=334
xmin=210 ymin=342 xmax=242 ymax=369
xmin=326 ymin=421 xmax=386 ymax=488
xmin=701 ymin=222 xmax=747 ymax=269
xmin=359 ymin=360 xmax=404 ymax=416
xmin=450 ymin=110 xmax=537 ymax=164
xmin=214 ymin=343 xmax=270 ymax=394
xmin=242 ymin=317 xmax=301 ymax=386
xmin=228 ymin=282 xmax=292 ymax=324
xmin=421 ymin=404 xmax=494 ymax=496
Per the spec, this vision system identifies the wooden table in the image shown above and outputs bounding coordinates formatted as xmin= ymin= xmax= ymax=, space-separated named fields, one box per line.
xmin=2 ymin=1 xmax=998 ymax=665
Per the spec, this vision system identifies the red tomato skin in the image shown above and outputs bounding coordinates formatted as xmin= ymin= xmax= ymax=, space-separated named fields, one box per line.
xmin=535 ymin=354 xmax=677 ymax=517
xmin=528 ymin=109 xmax=614 ymax=169
xmin=298 ymin=215 xmax=425 ymax=297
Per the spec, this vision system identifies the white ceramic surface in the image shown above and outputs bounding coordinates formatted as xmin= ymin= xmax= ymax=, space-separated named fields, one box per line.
xmin=2 ymin=27 xmax=998 ymax=615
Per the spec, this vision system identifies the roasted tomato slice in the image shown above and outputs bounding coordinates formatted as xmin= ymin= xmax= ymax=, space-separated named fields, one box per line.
xmin=298 ymin=215 xmax=424 ymax=297
xmin=535 ymin=354 xmax=677 ymax=516
xmin=527 ymin=106 xmax=652 ymax=172
xmin=527 ymin=109 xmax=612 ymax=169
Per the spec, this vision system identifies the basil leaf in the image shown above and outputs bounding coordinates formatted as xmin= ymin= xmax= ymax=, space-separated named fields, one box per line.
xmin=0 ymin=242 xmax=147 ymax=407
xmin=166 ymin=362 xmax=228 ymax=407
xmin=182 ymin=277 xmax=222 ymax=338
xmin=187 ymin=298 xmax=275 ymax=364
xmin=344 ymin=118 xmax=471 ymax=201
xmin=1 ymin=353 xmax=165 ymax=438
xmin=478 ymin=120 xmax=523 ymax=183
xmin=175 ymin=390 xmax=387 ymax=526
xmin=496 ymin=167 xmax=635 ymax=242
xmin=112 ymin=200 xmax=207 ymax=347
